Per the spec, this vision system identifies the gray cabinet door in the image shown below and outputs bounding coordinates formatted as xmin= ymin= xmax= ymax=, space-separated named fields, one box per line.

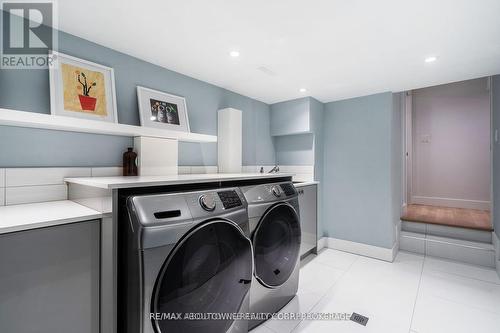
xmin=0 ymin=221 xmax=100 ymax=333
xmin=297 ymin=184 xmax=317 ymax=256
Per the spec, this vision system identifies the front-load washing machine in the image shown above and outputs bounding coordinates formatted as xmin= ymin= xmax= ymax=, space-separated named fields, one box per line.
xmin=122 ymin=187 xmax=253 ymax=333
xmin=241 ymin=181 xmax=301 ymax=329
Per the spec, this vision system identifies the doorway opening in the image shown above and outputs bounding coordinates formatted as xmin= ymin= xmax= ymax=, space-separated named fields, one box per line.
xmin=402 ymin=77 xmax=492 ymax=231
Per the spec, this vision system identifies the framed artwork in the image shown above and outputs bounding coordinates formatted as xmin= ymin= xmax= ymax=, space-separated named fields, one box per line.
xmin=49 ymin=51 xmax=118 ymax=123
xmin=137 ymin=86 xmax=190 ymax=132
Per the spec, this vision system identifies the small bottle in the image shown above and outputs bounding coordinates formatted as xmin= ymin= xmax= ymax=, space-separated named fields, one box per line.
xmin=123 ymin=147 xmax=138 ymax=176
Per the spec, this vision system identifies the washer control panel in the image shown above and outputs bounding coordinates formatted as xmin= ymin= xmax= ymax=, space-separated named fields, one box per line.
xmin=199 ymin=194 xmax=216 ymax=211
xmin=271 ymin=185 xmax=282 ymax=197
xmin=218 ymin=190 xmax=243 ymax=209
xmin=280 ymin=183 xmax=297 ymax=196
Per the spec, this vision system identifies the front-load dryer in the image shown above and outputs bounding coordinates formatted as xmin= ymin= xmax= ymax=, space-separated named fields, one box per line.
xmin=241 ymin=181 xmax=301 ymax=329
xmin=123 ymin=187 xmax=253 ymax=333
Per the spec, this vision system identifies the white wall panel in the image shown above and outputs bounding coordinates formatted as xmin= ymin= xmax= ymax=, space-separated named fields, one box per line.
xmin=218 ymin=108 xmax=242 ymax=173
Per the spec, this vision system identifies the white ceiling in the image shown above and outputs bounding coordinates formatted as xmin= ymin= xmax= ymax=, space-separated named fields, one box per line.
xmin=58 ymin=0 xmax=500 ymax=104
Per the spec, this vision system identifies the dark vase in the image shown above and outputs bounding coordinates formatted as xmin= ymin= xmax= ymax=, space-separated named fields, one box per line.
xmin=123 ymin=147 xmax=138 ymax=176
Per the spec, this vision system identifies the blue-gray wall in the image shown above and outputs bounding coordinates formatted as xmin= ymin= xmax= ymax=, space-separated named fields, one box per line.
xmin=274 ymin=134 xmax=314 ymax=165
xmin=493 ymin=75 xmax=500 ymax=238
xmin=322 ymin=92 xmax=401 ymax=249
xmin=0 ymin=29 xmax=275 ymax=167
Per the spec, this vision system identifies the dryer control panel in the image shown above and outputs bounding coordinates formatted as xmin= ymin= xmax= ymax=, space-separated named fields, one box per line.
xmin=280 ymin=183 xmax=296 ymax=196
xmin=240 ymin=181 xmax=298 ymax=205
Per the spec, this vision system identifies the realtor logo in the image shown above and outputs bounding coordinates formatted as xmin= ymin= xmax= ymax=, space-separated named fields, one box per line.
xmin=1 ymin=0 xmax=57 ymax=68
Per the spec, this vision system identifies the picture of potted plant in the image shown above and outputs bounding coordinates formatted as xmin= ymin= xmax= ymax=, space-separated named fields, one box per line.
xmin=76 ymin=70 xmax=97 ymax=111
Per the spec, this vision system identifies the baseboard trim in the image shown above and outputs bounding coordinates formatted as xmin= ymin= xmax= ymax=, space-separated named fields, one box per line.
xmin=395 ymin=222 xmax=401 ymax=256
xmin=325 ymin=237 xmax=397 ymax=262
xmin=317 ymin=237 xmax=327 ymax=251
xmin=493 ymin=232 xmax=499 ymax=257
xmin=411 ymin=195 xmax=490 ymax=210
xmin=493 ymin=232 xmax=500 ymax=278
xmin=392 ymin=237 xmax=399 ymax=262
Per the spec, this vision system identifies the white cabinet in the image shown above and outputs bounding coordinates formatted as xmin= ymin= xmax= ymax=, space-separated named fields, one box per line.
xmin=218 ymin=108 xmax=242 ymax=173
xmin=297 ymin=184 xmax=317 ymax=257
xmin=134 ymin=136 xmax=178 ymax=176
xmin=270 ymin=98 xmax=311 ymax=136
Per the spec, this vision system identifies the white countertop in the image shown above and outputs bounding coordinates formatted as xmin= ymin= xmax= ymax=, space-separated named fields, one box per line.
xmin=65 ymin=172 xmax=295 ymax=189
xmin=0 ymin=200 xmax=102 ymax=234
xmin=293 ymin=181 xmax=319 ymax=188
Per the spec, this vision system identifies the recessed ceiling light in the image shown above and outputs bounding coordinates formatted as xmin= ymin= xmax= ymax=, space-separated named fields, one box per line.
xmin=425 ymin=56 xmax=437 ymax=63
xmin=299 ymin=88 xmax=307 ymax=93
xmin=230 ymin=51 xmax=240 ymax=57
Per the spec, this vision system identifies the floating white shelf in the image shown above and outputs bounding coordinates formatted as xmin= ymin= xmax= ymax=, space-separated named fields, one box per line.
xmin=0 ymin=108 xmax=217 ymax=143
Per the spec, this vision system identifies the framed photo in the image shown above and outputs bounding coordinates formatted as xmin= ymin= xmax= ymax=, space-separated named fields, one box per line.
xmin=137 ymin=86 xmax=190 ymax=132
xmin=49 ymin=51 xmax=118 ymax=123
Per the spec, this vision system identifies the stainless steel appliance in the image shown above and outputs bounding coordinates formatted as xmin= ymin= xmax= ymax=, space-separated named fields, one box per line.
xmin=123 ymin=188 xmax=253 ymax=333
xmin=241 ymin=181 xmax=301 ymax=330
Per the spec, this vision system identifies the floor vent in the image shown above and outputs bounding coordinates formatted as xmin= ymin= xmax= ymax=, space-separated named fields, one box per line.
xmin=350 ymin=312 xmax=369 ymax=326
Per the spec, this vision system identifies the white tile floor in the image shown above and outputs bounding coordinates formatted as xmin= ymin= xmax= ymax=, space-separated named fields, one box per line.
xmin=251 ymin=249 xmax=500 ymax=333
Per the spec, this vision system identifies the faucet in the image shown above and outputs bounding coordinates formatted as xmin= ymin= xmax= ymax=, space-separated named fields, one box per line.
xmin=268 ymin=165 xmax=280 ymax=173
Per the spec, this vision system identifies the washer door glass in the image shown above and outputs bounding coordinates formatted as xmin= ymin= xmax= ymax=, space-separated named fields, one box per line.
xmin=152 ymin=220 xmax=252 ymax=333
xmin=253 ymin=203 xmax=301 ymax=287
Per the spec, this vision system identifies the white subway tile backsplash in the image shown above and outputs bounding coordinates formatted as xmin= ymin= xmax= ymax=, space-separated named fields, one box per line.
xmin=176 ymin=165 xmax=316 ymax=180
xmin=91 ymin=167 xmax=122 ymax=177
xmin=279 ymin=165 xmax=314 ymax=174
xmin=241 ymin=165 xmax=258 ymax=173
xmin=6 ymin=167 xmax=91 ymax=187
xmin=240 ymin=165 xmax=316 ymax=179
xmin=206 ymin=166 xmax=219 ymax=173
xmin=189 ymin=166 xmax=205 ymax=174
xmin=178 ymin=166 xmax=191 ymax=174
xmin=179 ymin=165 xmax=305 ymax=175
xmin=190 ymin=166 xmax=218 ymax=174
xmin=6 ymin=184 xmax=68 ymax=205
xmin=0 ymin=163 xmax=315 ymax=207
xmin=293 ymin=173 xmax=314 ymax=182
xmin=259 ymin=165 xmax=279 ymax=173
xmin=0 ymin=188 xmax=5 ymax=206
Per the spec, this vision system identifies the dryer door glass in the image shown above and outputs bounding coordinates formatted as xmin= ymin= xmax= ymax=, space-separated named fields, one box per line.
xmin=152 ymin=220 xmax=252 ymax=333
xmin=253 ymin=203 xmax=301 ymax=287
